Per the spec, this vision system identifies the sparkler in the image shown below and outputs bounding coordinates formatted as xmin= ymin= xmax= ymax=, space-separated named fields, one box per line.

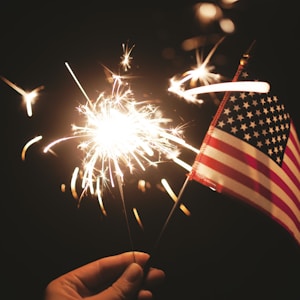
xmin=168 ymin=37 xmax=269 ymax=103
xmin=168 ymin=36 xmax=225 ymax=104
xmin=40 ymin=44 xmax=199 ymax=256
xmin=43 ymin=62 xmax=194 ymax=208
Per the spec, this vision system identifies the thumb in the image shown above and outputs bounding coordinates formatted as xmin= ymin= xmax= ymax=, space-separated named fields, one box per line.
xmin=94 ymin=263 xmax=144 ymax=300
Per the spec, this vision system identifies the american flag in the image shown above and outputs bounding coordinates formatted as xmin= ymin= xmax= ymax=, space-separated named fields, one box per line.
xmin=189 ymin=65 xmax=300 ymax=245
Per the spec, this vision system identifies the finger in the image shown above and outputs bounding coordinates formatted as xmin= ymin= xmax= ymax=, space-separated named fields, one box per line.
xmin=137 ymin=289 xmax=153 ymax=300
xmin=89 ymin=262 xmax=144 ymax=300
xmin=143 ymin=267 xmax=165 ymax=289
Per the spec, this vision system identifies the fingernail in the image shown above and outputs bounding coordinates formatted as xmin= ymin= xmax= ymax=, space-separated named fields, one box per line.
xmin=125 ymin=263 xmax=142 ymax=282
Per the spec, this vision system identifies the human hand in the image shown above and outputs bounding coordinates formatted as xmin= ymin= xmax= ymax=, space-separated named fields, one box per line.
xmin=44 ymin=251 xmax=165 ymax=300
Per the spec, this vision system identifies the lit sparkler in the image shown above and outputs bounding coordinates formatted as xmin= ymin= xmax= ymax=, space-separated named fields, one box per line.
xmin=168 ymin=36 xmax=225 ymax=104
xmin=168 ymin=37 xmax=269 ymax=103
xmin=43 ymin=61 xmax=194 ymax=212
xmin=41 ymin=52 xmax=197 ymax=257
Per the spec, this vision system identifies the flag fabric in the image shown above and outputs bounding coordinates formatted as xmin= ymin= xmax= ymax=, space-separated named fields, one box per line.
xmin=189 ymin=66 xmax=300 ymax=245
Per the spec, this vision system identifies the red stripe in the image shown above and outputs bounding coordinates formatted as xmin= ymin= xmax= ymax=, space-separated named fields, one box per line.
xmin=202 ymin=134 xmax=300 ymax=209
xmin=196 ymin=154 xmax=300 ymax=233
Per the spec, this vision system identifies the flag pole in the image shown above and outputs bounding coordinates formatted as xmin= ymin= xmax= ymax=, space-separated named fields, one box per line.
xmin=143 ymin=40 xmax=257 ymax=275
xmin=210 ymin=40 xmax=256 ymax=127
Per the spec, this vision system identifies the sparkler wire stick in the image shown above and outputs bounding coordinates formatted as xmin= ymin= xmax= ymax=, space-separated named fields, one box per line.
xmin=116 ymin=175 xmax=136 ymax=262
xmin=209 ymin=40 xmax=256 ymax=127
xmin=143 ymin=40 xmax=256 ymax=274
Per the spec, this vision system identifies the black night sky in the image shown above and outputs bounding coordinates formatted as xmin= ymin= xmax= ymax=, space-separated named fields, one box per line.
xmin=2 ymin=1 xmax=300 ymax=299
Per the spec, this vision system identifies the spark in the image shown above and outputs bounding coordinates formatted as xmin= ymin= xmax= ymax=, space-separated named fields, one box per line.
xmin=70 ymin=167 xmax=80 ymax=200
xmin=21 ymin=135 xmax=43 ymax=161
xmin=161 ymin=178 xmax=191 ymax=216
xmin=60 ymin=183 xmax=66 ymax=193
xmin=1 ymin=75 xmax=43 ymax=117
xmin=137 ymin=179 xmax=151 ymax=193
xmin=171 ymin=157 xmax=193 ymax=172
xmin=121 ymin=42 xmax=135 ymax=72
xmin=133 ymin=207 xmax=144 ymax=230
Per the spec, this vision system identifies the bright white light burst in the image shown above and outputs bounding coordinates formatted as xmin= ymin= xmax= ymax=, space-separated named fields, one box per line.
xmin=43 ymin=64 xmax=194 ymax=208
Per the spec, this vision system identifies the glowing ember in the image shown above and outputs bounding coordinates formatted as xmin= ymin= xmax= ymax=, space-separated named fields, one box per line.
xmin=121 ymin=42 xmax=135 ymax=72
xmin=21 ymin=135 xmax=43 ymax=161
xmin=133 ymin=207 xmax=144 ymax=230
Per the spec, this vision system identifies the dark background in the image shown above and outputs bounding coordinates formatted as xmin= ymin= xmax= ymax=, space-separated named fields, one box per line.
xmin=2 ymin=1 xmax=300 ymax=299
